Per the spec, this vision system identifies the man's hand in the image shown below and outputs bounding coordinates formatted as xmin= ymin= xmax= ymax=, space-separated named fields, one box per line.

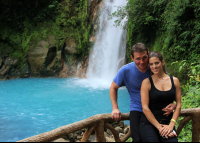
xmin=162 ymin=103 xmax=176 ymax=116
xmin=112 ymin=109 xmax=121 ymax=121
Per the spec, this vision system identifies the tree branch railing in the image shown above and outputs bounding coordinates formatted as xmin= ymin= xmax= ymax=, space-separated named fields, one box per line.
xmin=17 ymin=108 xmax=200 ymax=142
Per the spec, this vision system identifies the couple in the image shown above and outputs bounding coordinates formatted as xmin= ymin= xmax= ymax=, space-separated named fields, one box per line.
xmin=110 ymin=43 xmax=181 ymax=142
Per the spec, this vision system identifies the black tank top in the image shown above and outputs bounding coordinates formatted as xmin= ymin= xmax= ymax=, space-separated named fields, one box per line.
xmin=141 ymin=76 xmax=176 ymax=124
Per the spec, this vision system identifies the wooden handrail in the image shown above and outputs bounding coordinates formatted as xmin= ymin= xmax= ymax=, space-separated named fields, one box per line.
xmin=17 ymin=108 xmax=200 ymax=142
xmin=178 ymin=108 xmax=200 ymax=142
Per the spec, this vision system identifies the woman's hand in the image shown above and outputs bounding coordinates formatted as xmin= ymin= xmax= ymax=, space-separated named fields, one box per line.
xmin=160 ymin=125 xmax=174 ymax=138
xmin=168 ymin=131 xmax=177 ymax=138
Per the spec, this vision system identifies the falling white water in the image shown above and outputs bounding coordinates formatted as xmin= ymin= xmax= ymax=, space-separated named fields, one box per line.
xmin=85 ymin=0 xmax=127 ymax=88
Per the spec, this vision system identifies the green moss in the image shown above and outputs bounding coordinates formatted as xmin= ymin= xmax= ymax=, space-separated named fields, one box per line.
xmin=0 ymin=0 xmax=90 ymax=66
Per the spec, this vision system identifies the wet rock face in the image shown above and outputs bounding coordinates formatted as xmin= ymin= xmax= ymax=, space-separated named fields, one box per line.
xmin=89 ymin=0 xmax=103 ymax=21
xmin=27 ymin=40 xmax=49 ymax=74
xmin=59 ymin=55 xmax=89 ymax=78
xmin=27 ymin=35 xmax=62 ymax=77
xmin=0 ymin=57 xmax=18 ymax=76
xmin=0 ymin=0 xmax=105 ymax=80
xmin=58 ymin=0 xmax=104 ymax=79
xmin=4 ymin=57 xmax=18 ymax=66
xmin=88 ymin=0 xmax=103 ymax=47
xmin=64 ymin=38 xmax=77 ymax=54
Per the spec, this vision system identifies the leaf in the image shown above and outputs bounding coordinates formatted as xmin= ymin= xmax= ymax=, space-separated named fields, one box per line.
xmin=49 ymin=5 xmax=55 ymax=8
xmin=192 ymin=69 xmax=196 ymax=75
xmin=179 ymin=66 xmax=183 ymax=72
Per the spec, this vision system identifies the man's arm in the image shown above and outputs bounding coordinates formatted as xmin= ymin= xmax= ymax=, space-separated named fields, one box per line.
xmin=162 ymin=102 xmax=177 ymax=116
xmin=110 ymin=81 xmax=121 ymax=121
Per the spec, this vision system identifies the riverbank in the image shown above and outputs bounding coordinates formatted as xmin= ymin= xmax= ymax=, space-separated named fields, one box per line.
xmin=53 ymin=121 xmax=131 ymax=142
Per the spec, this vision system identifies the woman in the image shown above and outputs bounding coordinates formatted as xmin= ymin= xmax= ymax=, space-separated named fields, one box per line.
xmin=140 ymin=51 xmax=181 ymax=142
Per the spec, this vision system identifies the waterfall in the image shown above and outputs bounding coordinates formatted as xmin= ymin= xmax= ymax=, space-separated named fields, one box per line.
xmin=86 ymin=0 xmax=127 ymax=88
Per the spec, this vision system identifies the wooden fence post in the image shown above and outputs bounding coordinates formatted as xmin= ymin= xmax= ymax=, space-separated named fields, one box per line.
xmin=95 ymin=120 xmax=106 ymax=142
xmin=192 ymin=114 xmax=200 ymax=142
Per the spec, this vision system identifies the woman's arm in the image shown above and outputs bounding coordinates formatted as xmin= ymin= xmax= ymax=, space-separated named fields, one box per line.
xmin=141 ymin=79 xmax=164 ymax=132
xmin=160 ymin=77 xmax=181 ymax=137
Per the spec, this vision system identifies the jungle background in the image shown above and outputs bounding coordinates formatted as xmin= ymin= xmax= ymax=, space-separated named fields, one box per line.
xmin=0 ymin=0 xmax=199 ymax=142
xmin=111 ymin=0 xmax=200 ymax=142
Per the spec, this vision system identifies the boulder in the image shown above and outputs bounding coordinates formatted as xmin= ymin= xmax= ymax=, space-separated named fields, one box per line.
xmin=115 ymin=127 xmax=123 ymax=133
xmin=119 ymin=133 xmax=125 ymax=138
xmin=88 ymin=135 xmax=96 ymax=142
xmin=4 ymin=57 xmax=18 ymax=66
xmin=53 ymin=138 xmax=69 ymax=142
xmin=119 ymin=121 xmax=124 ymax=128
xmin=64 ymin=38 xmax=77 ymax=54
xmin=124 ymin=126 xmax=130 ymax=134
xmin=106 ymin=128 xmax=113 ymax=135
xmin=106 ymin=136 xmax=115 ymax=142
xmin=48 ymin=35 xmax=56 ymax=48
xmin=73 ymin=133 xmax=78 ymax=139
xmin=27 ymin=35 xmax=62 ymax=75
xmin=28 ymin=40 xmax=49 ymax=73
xmin=77 ymin=135 xmax=82 ymax=140
xmin=0 ymin=65 xmax=10 ymax=76
xmin=47 ymin=51 xmax=62 ymax=71
xmin=0 ymin=57 xmax=18 ymax=76
xmin=68 ymin=133 xmax=74 ymax=139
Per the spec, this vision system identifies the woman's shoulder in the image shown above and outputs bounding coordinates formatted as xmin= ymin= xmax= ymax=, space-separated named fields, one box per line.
xmin=141 ymin=77 xmax=151 ymax=91
xmin=172 ymin=76 xmax=180 ymax=86
xmin=142 ymin=77 xmax=151 ymax=84
xmin=172 ymin=76 xmax=179 ymax=82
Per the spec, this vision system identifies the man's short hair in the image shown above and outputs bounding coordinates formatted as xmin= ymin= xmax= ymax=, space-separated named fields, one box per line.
xmin=131 ymin=43 xmax=148 ymax=58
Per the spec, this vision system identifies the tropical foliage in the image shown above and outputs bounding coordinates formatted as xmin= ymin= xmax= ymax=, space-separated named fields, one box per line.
xmin=173 ymin=60 xmax=200 ymax=142
xmin=111 ymin=0 xmax=200 ymax=63
xmin=111 ymin=0 xmax=200 ymax=142
xmin=0 ymin=0 xmax=90 ymax=65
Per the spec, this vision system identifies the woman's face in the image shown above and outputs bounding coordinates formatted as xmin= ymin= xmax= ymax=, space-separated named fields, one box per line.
xmin=149 ymin=57 xmax=164 ymax=74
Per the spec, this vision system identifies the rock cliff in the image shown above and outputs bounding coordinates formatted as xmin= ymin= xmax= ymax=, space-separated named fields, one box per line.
xmin=0 ymin=0 xmax=103 ymax=80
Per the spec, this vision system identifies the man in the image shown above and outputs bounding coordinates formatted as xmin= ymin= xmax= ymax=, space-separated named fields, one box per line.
xmin=110 ymin=43 xmax=176 ymax=142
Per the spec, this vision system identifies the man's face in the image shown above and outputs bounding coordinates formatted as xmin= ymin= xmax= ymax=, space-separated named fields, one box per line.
xmin=131 ymin=51 xmax=149 ymax=72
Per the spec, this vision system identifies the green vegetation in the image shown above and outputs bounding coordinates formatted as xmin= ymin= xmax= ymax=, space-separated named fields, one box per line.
xmin=111 ymin=0 xmax=200 ymax=63
xmin=173 ymin=60 xmax=200 ymax=142
xmin=111 ymin=0 xmax=200 ymax=142
xmin=0 ymin=0 xmax=90 ymax=65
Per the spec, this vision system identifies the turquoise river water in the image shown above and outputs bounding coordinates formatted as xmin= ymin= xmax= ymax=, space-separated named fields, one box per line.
xmin=0 ymin=78 xmax=130 ymax=142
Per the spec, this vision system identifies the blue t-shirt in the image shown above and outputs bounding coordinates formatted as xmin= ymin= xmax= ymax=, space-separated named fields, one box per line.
xmin=113 ymin=62 xmax=151 ymax=112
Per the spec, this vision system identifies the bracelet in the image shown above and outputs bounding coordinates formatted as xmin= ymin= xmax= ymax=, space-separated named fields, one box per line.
xmin=171 ymin=119 xmax=177 ymax=124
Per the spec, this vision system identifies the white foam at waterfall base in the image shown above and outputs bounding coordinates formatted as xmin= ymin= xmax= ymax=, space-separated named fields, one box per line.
xmin=72 ymin=77 xmax=112 ymax=89
xmin=83 ymin=0 xmax=127 ymax=89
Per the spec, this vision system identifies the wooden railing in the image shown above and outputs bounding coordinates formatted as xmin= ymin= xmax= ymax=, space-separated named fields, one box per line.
xmin=17 ymin=108 xmax=200 ymax=142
